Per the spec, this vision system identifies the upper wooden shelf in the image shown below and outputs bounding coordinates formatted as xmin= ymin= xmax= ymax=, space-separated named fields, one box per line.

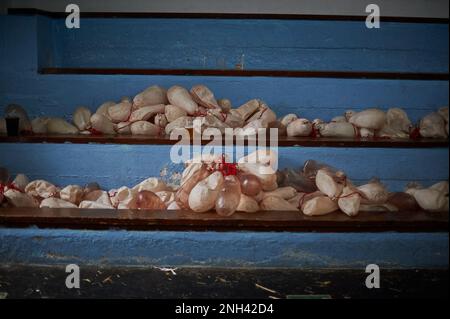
xmin=0 ymin=207 xmax=447 ymax=232
xmin=39 ymin=68 xmax=449 ymax=81
xmin=0 ymin=134 xmax=448 ymax=148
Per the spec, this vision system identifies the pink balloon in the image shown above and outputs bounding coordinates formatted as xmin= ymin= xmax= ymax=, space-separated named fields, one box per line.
xmin=130 ymin=190 xmax=165 ymax=210
xmin=238 ymin=173 xmax=262 ymax=197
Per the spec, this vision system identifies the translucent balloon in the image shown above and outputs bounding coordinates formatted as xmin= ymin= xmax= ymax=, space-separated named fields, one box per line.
xmin=387 ymin=192 xmax=421 ymax=211
xmin=84 ymin=182 xmax=101 ymax=194
xmin=130 ymin=190 xmax=165 ymax=210
xmin=276 ymin=168 xmax=317 ymax=193
xmin=215 ymin=175 xmax=241 ymax=216
xmin=238 ymin=173 xmax=262 ymax=197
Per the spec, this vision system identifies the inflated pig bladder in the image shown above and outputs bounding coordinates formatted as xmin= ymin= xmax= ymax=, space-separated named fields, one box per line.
xmin=302 ymin=196 xmax=338 ymax=216
xmin=277 ymin=168 xmax=317 ymax=193
xmin=130 ymin=191 xmax=166 ymax=210
xmin=303 ymin=160 xmax=337 ymax=180
xmin=387 ymin=192 xmax=420 ymax=211
xmin=238 ymin=173 xmax=262 ymax=197
xmin=190 ymin=84 xmax=220 ymax=109
xmin=188 ymin=172 xmax=224 ymax=212
xmin=175 ymin=164 xmax=211 ymax=209
xmin=167 ymin=85 xmax=198 ymax=115
xmin=215 ymin=175 xmax=242 ymax=216
xmin=133 ymin=85 xmax=168 ymax=108
xmin=315 ymin=169 xmax=344 ymax=199
xmin=337 ymin=185 xmax=361 ymax=217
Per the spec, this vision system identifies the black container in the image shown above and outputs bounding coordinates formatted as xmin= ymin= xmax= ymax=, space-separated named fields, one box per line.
xmin=5 ymin=117 xmax=19 ymax=136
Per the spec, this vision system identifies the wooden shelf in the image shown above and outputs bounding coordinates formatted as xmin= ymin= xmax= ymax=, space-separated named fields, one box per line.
xmin=39 ymin=68 xmax=449 ymax=80
xmin=0 ymin=134 xmax=448 ymax=148
xmin=0 ymin=208 xmax=447 ymax=232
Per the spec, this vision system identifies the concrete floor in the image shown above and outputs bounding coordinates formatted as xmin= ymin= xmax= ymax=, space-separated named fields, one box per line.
xmin=0 ymin=265 xmax=447 ymax=299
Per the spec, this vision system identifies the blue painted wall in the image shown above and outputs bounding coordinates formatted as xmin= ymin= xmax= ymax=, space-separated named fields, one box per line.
xmin=0 ymin=144 xmax=448 ymax=191
xmin=0 ymin=228 xmax=448 ymax=268
xmin=1 ymin=15 xmax=448 ymax=122
xmin=1 ymin=74 xmax=449 ymax=123
xmin=40 ymin=17 xmax=449 ymax=72
xmin=0 ymin=14 xmax=448 ymax=268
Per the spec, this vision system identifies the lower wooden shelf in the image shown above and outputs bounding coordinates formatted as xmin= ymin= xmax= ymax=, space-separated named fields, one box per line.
xmin=0 ymin=208 xmax=447 ymax=232
xmin=0 ymin=134 xmax=448 ymax=148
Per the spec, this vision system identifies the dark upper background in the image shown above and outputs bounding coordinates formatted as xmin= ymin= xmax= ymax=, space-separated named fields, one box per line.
xmin=0 ymin=0 xmax=449 ymax=18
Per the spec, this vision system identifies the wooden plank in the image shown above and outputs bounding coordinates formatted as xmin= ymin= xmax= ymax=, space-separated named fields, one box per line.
xmin=0 ymin=207 xmax=447 ymax=232
xmin=0 ymin=134 xmax=448 ymax=148
xmin=41 ymin=19 xmax=449 ymax=74
xmin=40 ymin=68 xmax=450 ymax=81
xmin=8 ymin=8 xmax=450 ymax=24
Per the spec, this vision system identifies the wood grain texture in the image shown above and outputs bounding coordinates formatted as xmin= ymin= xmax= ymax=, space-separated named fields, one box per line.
xmin=0 ymin=207 xmax=447 ymax=232
xmin=0 ymin=134 xmax=448 ymax=148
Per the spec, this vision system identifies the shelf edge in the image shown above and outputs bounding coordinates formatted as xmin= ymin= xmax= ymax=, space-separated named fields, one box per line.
xmin=39 ymin=68 xmax=450 ymax=81
xmin=0 ymin=208 xmax=448 ymax=233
